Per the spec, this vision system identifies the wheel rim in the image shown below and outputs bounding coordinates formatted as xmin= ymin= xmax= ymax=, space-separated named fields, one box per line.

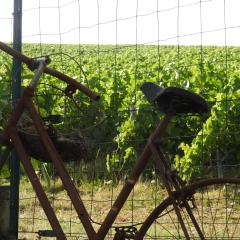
xmin=136 ymin=178 xmax=240 ymax=239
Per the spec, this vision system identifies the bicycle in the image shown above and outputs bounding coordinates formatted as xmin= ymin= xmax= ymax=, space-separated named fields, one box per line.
xmin=0 ymin=41 xmax=240 ymax=240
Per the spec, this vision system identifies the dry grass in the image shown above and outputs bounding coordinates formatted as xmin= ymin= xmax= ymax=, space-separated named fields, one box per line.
xmin=18 ymin=179 xmax=240 ymax=239
xmin=18 ymin=178 xmax=167 ymax=239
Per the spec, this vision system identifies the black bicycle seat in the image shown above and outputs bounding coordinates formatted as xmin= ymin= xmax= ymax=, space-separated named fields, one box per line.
xmin=141 ymin=82 xmax=208 ymax=115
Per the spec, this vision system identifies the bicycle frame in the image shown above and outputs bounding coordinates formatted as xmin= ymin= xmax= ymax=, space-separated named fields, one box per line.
xmin=0 ymin=42 xmax=204 ymax=240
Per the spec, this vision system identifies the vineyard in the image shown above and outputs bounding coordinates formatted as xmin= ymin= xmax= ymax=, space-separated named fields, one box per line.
xmin=0 ymin=44 xmax=240 ymax=181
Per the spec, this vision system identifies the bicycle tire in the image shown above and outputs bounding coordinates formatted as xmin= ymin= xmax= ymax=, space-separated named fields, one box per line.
xmin=135 ymin=177 xmax=240 ymax=239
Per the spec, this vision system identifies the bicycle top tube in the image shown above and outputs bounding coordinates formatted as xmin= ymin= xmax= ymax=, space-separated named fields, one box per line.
xmin=0 ymin=41 xmax=100 ymax=101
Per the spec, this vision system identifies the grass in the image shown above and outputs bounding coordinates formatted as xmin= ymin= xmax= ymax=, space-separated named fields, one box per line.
xmin=17 ymin=178 xmax=240 ymax=239
xmin=18 ymin=177 xmax=167 ymax=239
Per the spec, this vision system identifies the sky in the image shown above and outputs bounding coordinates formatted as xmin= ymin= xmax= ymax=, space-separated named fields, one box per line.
xmin=0 ymin=0 xmax=240 ymax=46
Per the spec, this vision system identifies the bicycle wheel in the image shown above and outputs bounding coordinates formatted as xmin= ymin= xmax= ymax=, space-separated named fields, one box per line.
xmin=135 ymin=178 xmax=240 ymax=239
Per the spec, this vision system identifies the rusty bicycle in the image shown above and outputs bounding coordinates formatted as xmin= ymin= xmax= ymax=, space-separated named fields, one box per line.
xmin=0 ymin=41 xmax=240 ymax=240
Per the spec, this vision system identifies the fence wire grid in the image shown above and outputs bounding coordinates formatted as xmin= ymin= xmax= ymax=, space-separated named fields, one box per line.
xmin=0 ymin=0 xmax=240 ymax=239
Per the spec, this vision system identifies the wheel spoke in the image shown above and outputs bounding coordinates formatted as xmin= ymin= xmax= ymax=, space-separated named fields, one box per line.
xmin=136 ymin=178 xmax=240 ymax=239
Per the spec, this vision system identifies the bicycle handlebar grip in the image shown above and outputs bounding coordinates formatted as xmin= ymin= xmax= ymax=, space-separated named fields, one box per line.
xmin=0 ymin=41 xmax=100 ymax=101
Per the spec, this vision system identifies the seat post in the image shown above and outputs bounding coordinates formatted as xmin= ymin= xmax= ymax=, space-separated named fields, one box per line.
xmin=96 ymin=114 xmax=173 ymax=239
xmin=148 ymin=114 xmax=192 ymax=240
xmin=148 ymin=113 xmax=175 ymax=186
xmin=149 ymin=113 xmax=173 ymax=143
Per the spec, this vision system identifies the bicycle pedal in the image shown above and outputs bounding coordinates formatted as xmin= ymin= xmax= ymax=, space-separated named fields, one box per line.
xmin=113 ymin=226 xmax=137 ymax=240
xmin=37 ymin=230 xmax=56 ymax=238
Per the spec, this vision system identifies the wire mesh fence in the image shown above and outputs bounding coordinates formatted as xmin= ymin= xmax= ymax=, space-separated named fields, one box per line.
xmin=1 ymin=0 xmax=240 ymax=239
xmin=15 ymin=163 xmax=240 ymax=239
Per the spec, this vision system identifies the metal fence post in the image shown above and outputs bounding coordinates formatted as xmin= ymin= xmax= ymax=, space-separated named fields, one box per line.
xmin=10 ymin=0 xmax=22 ymax=238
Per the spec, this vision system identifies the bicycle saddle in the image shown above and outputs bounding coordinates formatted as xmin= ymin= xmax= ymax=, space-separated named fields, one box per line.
xmin=141 ymin=82 xmax=208 ymax=115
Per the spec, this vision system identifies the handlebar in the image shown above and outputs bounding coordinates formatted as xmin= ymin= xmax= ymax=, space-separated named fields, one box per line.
xmin=0 ymin=41 xmax=100 ymax=101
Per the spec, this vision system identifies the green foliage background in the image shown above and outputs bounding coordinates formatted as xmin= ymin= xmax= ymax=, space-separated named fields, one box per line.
xmin=1 ymin=44 xmax=240 ymax=180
